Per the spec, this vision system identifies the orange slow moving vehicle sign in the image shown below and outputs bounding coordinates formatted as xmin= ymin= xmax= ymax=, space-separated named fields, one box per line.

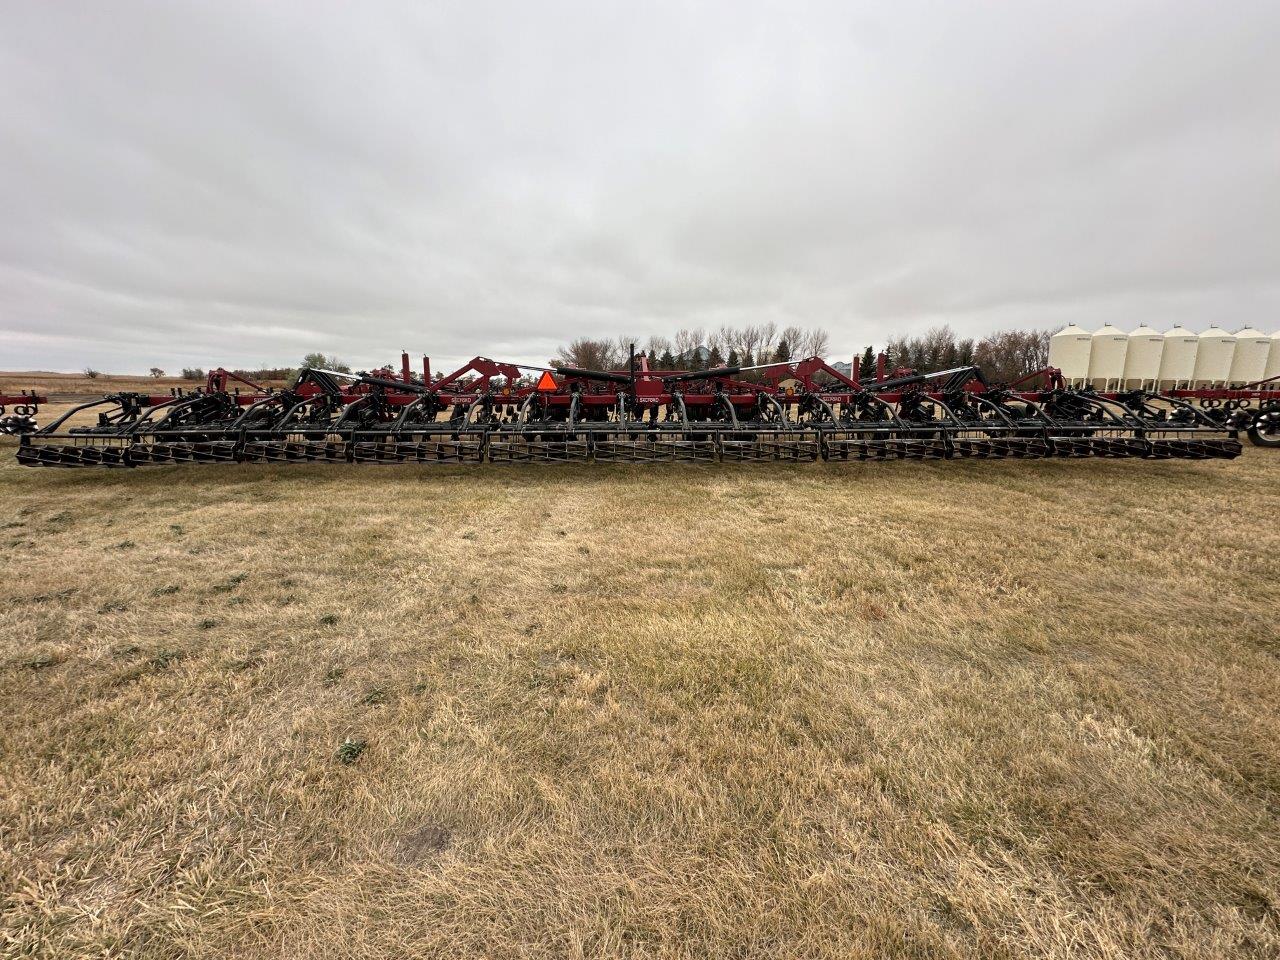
xmin=536 ymin=371 xmax=559 ymax=392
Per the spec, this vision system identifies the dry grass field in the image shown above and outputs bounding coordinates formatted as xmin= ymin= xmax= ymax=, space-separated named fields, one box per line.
xmin=1 ymin=443 xmax=1278 ymax=959
xmin=1 ymin=372 xmax=202 ymax=402
xmin=1 ymin=371 xmax=292 ymax=405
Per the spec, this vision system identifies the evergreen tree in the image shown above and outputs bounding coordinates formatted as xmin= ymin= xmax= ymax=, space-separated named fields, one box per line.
xmin=707 ymin=344 xmax=724 ymax=368
xmin=860 ymin=346 xmax=875 ymax=374
xmin=659 ymin=349 xmax=676 ymax=370
xmin=939 ymin=341 xmax=958 ymax=369
xmin=773 ymin=339 xmax=791 ymax=363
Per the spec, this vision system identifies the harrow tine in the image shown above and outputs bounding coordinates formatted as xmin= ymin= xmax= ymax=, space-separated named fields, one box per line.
xmin=488 ymin=430 xmax=593 ymax=463
xmin=1047 ymin=432 xmax=1149 ymax=458
xmin=352 ymin=431 xmax=487 ymax=463
xmin=16 ymin=441 xmax=132 ymax=467
xmin=1146 ymin=435 xmax=1243 ymax=460
xmin=951 ymin=434 xmax=1051 ymax=459
xmin=130 ymin=440 xmax=239 ymax=464
xmin=242 ymin=437 xmax=350 ymax=463
xmin=824 ymin=430 xmax=948 ymax=461
xmin=590 ymin=429 xmax=721 ymax=462
xmin=720 ymin=430 xmax=821 ymax=462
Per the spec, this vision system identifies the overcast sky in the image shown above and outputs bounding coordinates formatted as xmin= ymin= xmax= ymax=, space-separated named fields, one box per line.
xmin=2 ymin=1 xmax=1278 ymax=373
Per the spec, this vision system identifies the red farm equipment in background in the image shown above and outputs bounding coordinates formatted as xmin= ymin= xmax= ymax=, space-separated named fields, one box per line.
xmin=0 ymin=391 xmax=47 ymax=436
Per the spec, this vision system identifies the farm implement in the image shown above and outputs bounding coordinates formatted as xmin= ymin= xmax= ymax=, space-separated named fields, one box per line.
xmin=0 ymin=391 xmax=46 ymax=436
xmin=13 ymin=349 xmax=1257 ymax=467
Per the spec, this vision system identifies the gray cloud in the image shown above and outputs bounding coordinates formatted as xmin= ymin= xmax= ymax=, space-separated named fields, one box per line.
xmin=2 ymin=0 xmax=1278 ymax=373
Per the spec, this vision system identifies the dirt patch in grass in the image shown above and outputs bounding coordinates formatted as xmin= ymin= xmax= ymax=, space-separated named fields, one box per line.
xmin=395 ymin=821 xmax=452 ymax=865
xmin=1 ymin=444 xmax=1278 ymax=958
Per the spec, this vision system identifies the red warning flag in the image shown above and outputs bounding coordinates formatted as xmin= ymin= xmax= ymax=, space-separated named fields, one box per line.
xmin=536 ymin=371 xmax=559 ymax=392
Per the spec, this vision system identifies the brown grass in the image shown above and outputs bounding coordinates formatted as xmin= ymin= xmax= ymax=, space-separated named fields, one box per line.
xmin=1 ymin=445 xmax=1278 ymax=959
xmin=1 ymin=371 xmax=197 ymax=401
xmin=0 ymin=371 xmax=290 ymax=403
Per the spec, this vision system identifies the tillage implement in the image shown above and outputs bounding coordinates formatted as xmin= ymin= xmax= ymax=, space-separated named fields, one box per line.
xmin=15 ymin=350 xmax=1246 ymax=467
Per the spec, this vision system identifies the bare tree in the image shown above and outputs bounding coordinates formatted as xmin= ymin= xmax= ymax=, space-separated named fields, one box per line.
xmin=672 ymin=327 xmax=705 ymax=362
xmin=643 ymin=335 xmax=672 ymax=362
xmin=797 ymin=327 xmax=830 ymax=358
xmin=716 ymin=324 xmax=742 ymax=358
xmin=553 ymin=338 xmax=618 ymax=371
xmin=758 ymin=321 xmax=778 ymax=358
xmin=974 ymin=329 xmax=1051 ymax=382
xmin=705 ymin=327 xmax=726 ymax=356
xmin=737 ymin=325 xmax=763 ymax=365
xmin=149 ymin=367 xmax=165 ymax=378
xmin=612 ymin=336 xmax=644 ymax=369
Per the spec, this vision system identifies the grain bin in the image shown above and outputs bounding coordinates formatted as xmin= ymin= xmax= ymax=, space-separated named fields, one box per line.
xmin=1265 ymin=331 xmax=1280 ymax=383
xmin=1048 ymin=324 xmax=1093 ymax=384
xmin=1121 ymin=325 xmax=1164 ymax=388
xmin=1228 ymin=328 xmax=1271 ymax=385
xmin=1157 ymin=326 xmax=1199 ymax=388
xmin=1087 ymin=324 xmax=1129 ymax=390
xmin=1191 ymin=326 xmax=1237 ymax=387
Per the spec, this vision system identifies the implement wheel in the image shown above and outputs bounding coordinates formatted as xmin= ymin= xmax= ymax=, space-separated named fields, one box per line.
xmin=1247 ymin=404 xmax=1280 ymax=448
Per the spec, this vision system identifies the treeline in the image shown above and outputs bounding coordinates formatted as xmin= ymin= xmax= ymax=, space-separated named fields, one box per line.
xmin=553 ymin=323 xmax=1051 ymax=384
xmin=177 ymin=353 xmax=351 ymax=383
xmin=167 ymin=332 xmax=1051 ymax=386
xmin=882 ymin=326 xmax=1052 ymax=383
xmin=554 ymin=324 xmax=831 ymax=372
xmin=180 ymin=366 xmax=302 ymax=382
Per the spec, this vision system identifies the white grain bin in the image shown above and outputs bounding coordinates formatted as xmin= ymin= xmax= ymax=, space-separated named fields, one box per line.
xmin=1157 ymin=326 xmax=1199 ymax=388
xmin=1121 ymin=325 xmax=1164 ymax=389
xmin=1087 ymin=324 xmax=1129 ymax=390
xmin=1191 ymin=326 xmax=1237 ymax=387
xmin=1264 ymin=331 xmax=1280 ymax=383
xmin=1048 ymin=324 xmax=1093 ymax=385
xmin=1227 ymin=328 xmax=1271 ymax=386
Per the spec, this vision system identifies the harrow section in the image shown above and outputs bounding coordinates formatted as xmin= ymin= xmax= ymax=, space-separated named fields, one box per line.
xmin=14 ymin=352 xmax=1248 ymax=468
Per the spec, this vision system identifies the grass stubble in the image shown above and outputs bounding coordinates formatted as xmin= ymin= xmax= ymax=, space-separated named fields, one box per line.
xmin=0 ymin=439 xmax=1277 ymax=959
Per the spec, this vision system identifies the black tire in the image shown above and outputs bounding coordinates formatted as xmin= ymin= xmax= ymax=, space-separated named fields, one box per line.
xmin=1246 ymin=404 xmax=1280 ymax=448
